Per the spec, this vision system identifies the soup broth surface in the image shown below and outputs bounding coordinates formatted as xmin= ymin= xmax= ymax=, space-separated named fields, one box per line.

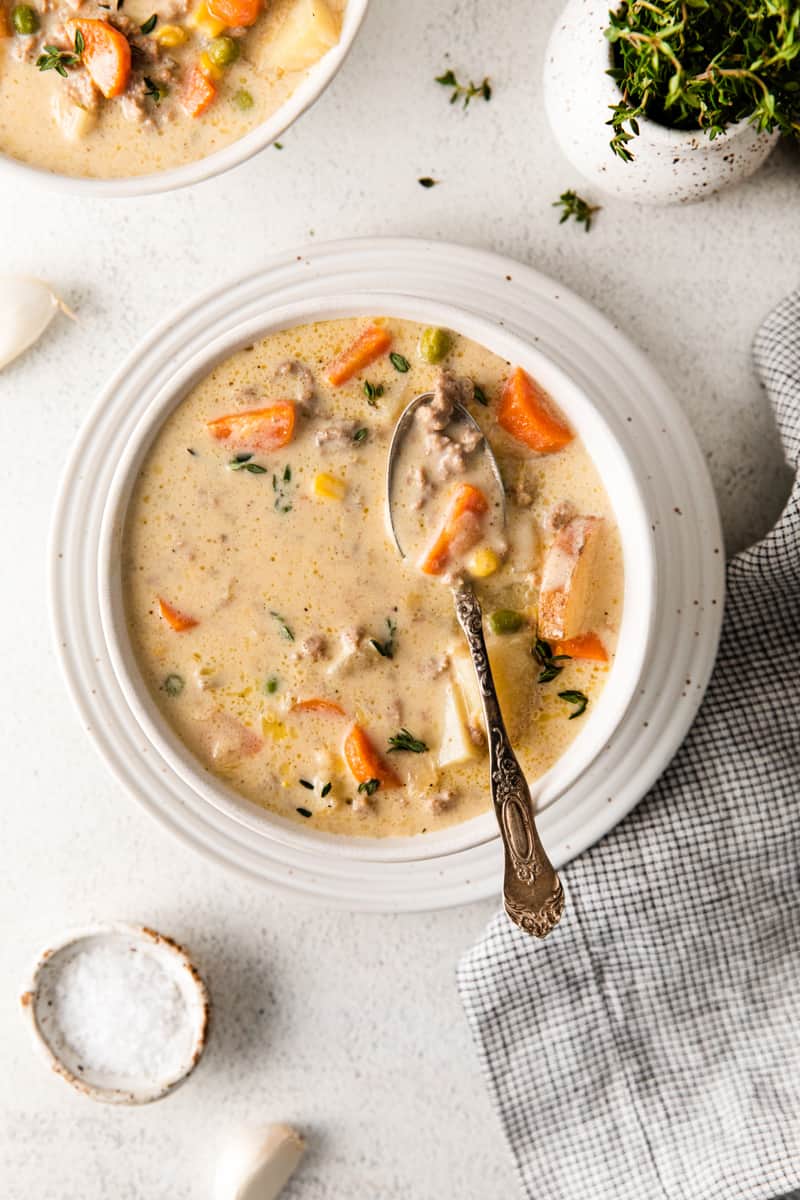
xmin=122 ymin=316 xmax=623 ymax=837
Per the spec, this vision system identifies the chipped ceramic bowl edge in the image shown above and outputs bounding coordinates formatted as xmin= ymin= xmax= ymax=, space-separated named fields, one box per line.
xmin=543 ymin=0 xmax=779 ymax=205
xmin=20 ymin=922 xmax=210 ymax=1105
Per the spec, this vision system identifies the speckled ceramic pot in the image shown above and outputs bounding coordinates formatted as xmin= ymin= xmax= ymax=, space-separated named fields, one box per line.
xmin=544 ymin=0 xmax=779 ymax=205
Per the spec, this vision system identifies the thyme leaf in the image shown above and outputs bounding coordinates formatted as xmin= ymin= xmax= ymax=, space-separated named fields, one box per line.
xmin=363 ymin=380 xmax=384 ymax=405
xmin=269 ymin=610 xmax=294 ymax=641
xmin=390 ymin=352 xmax=410 ymax=373
xmin=36 ymin=42 xmax=79 ymax=76
xmin=358 ymin=778 xmax=380 ymax=796
xmin=140 ymin=13 xmax=157 ymax=33
xmin=534 ymin=638 xmax=571 ymax=685
xmin=435 ymin=68 xmax=492 ymax=108
xmin=559 ymin=689 xmax=589 ymax=719
xmin=388 ymin=727 xmax=428 ymax=754
xmin=553 ymin=189 xmax=601 ymax=232
xmin=369 ymin=618 xmax=397 ymax=659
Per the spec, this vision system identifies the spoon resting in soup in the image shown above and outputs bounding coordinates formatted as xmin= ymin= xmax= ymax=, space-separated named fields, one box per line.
xmin=121 ymin=317 xmax=623 ymax=838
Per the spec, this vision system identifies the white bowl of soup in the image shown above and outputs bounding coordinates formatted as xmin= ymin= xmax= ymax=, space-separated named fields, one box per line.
xmin=0 ymin=0 xmax=367 ymax=194
xmin=97 ymin=296 xmax=655 ymax=863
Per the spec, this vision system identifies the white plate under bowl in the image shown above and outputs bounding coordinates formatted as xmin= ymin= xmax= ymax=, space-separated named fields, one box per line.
xmin=49 ymin=237 xmax=725 ymax=910
xmin=0 ymin=0 xmax=369 ymax=198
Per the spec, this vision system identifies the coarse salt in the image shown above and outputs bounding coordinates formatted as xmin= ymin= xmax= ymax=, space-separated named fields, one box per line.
xmin=44 ymin=937 xmax=193 ymax=1081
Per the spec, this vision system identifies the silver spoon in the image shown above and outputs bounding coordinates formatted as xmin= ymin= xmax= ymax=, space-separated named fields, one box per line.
xmin=387 ymin=392 xmax=564 ymax=937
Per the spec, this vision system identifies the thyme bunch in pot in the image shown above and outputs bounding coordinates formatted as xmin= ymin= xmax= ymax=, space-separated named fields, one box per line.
xmin=605 ymin=0 xmax=800 ymax=161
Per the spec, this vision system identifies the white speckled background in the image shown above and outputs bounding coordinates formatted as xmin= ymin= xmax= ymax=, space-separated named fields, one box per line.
xmin=0 ymin=1 xmax=797 ymax=1196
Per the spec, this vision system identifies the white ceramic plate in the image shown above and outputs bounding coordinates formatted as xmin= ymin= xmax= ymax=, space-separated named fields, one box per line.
xmin=0 ymin=0 xmax=369 ymax=198
xmin=49 ymin=237 xmax=725 ymax=910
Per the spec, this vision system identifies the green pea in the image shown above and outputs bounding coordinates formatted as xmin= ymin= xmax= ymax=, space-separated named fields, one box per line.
xmin=207 ymin=34 xmax=239 ymax=67
xmin=232 ymin=87 xmax=254 ymax=111
xmin=163 ymin=673 xmax=185 ymax=697
xmin=12 ymin=4 xmax=39 ymax=34
xmin=419 ymin=326 xmax=452 ymax=364
xmin=488 ymin=609 xmax=526 ymax=636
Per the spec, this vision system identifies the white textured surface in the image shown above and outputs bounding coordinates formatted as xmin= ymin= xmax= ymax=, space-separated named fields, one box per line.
xmin=0 ymin=1 xmax=797 ymax=1197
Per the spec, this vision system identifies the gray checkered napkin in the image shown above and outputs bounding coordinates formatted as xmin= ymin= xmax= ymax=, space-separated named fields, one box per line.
xmin=457 ymin=291 xmax=800 ymax=1200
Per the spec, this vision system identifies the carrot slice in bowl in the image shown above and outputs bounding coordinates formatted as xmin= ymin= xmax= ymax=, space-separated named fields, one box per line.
xmin=67 ymin=19 xmax=131 ymax=98
xmin=158 ymin=597 xmax=198 ymax=632
xmin=290 ymin=698 xmax=346 ymax=716
xmin=498 ymin=366 xmax=573 ymax=454
xmin=207 ymin=0 xmax=261 ymax=25
xmin=343 ymin=723 xmax=400 ymax=789
xmin=420 ymin=483 xmax=489 ymax=576
xmin=180 ymin=64 xmax=217 ymax=117
xmin=326 ymin=324 xmax=392 ymax=386
xmin=207 ymin=402 xmax=296 ymax=453
xmin=554 ymin=632 xmax=609 ymax=663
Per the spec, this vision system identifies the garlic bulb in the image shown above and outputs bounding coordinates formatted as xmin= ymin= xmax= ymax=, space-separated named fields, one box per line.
xmin=215 ymin=1123 xmax=306 ymax=1200
xmin=0 ymin=277 xmax=75 ymax=371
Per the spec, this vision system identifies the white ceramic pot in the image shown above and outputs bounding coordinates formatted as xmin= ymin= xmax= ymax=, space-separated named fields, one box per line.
xmin=543 ymin=0 xmax=779 ymax=205
xmin=49 ymin=238 xmax=725 ymax=911
xmin=0 ymin=0 xmax=369 ymax=198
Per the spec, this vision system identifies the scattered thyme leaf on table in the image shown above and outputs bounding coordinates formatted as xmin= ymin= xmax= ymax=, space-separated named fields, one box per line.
xmin=553 ymin=190 xmax=601 ymax=232
xmin=418 ymin=177 xmax=439 ymax=188
xmin=435 ymin=68 xmax=492 ymax=108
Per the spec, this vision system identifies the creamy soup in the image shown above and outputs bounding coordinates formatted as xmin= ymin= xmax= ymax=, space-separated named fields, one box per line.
xmin=0 ymin=0 xmax=344 ymax=177
xmin=122 ymin=317 xmax=624 ymax=838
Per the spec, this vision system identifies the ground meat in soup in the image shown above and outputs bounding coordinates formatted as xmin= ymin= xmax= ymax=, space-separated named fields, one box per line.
xmin=0 ymin=0 xmax=346 ymax=178
xmin=122 ymin=316 xmax=624 ymax=838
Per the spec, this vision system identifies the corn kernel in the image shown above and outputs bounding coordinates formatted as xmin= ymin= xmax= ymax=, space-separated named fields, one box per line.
xmin=155 ymin=23 xmax=188 ymax=46
xmin=261 ymin=715 xmax=288 ymax=741
xmin=468 ymin=546 xmax=500 ymax=578
xmin=198 ymin=51 xmax=223 ymax=80
xmin=188 ymin=0 xmax=226 ymax=36
xmin=312 ymin=472 xmax=347 ymax=501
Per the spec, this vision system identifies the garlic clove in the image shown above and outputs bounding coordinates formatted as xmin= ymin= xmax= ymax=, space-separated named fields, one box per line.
xmin=0 ymin=276 xmax=75 ymax=371
xmin=215 ymin=1123 xmax=306 ymax=1200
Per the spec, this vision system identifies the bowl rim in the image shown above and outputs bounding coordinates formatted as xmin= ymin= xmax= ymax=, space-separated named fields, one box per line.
xmin=95 ymin=292 xmax=656 ymax=865
xmin=20 ymin=922 xmax=210 ymax=1106
xmin=0 ymin=0 xmax=370 ymax=198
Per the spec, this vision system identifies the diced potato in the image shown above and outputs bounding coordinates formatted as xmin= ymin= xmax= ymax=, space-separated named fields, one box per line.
xmin=438 ymin=683 xmax=479 ymax=769
xmin=538 ymin=516 xmax=605 ymax=641
xmin=467 ymin=546 xmax=500 ymax=579
xmin=188 ymin=0 xmax=226 ymax=36
xmin=264 ymin=0 xmax=341 ymax=72
xmin=451 ymin=631 xmax=537 ymax=742
xmin=155 ymin=24 xmax=189 ymax=46
xmin=51 ymin=93 xmax=97 ymax=141
xmin=312 ymin=472 xmax=346 ymax=501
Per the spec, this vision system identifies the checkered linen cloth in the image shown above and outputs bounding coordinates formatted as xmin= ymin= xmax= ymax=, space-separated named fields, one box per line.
xmin=457 ymin=291 xmax=800 ymax=1200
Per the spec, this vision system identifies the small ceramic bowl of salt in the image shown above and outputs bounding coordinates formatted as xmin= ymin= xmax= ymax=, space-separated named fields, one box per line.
xmin=20 ymin=923 xmax=209 ymax=1104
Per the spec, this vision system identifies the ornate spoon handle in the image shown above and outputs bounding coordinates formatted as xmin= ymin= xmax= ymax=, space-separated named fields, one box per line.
xmin=453 ymin=583 xmax=565 ymax=937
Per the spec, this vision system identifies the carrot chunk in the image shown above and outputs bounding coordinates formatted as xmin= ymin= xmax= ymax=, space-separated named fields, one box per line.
xmin=291 ymin=699 xmax=346 ymax=717
xmin=158 ymin=597 xmax=198 ymax=632
xmin=206 ymin=401 xmax=296 ymax=453
xmin=67 ymin=19 xmax=131 ymax=98
xmin=326 ymin=323 xmax=392 ymax=386
xmin=207 ymin=0 xmax=261 ymax=25
xmin=554 ymin=632 xmax=609 ymax=663
xmin=498 ymin=366 xmax=573 ymax=454
xmin=180 ymin=64 xmax=217 ymax=117
xmin=343 ymin=723 xmax=400 ymax=789
xmin=419 ymin=483 xmax=489 ymax=576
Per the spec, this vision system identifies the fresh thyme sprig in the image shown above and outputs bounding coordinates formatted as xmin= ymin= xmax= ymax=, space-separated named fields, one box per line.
xmin=387 ymin=728 xmax=428 ymax=754
xmin=533 ymin=638 xmax=571 ymax=685
xmin=435 ymin=68 xmax=492 ymax=109
xmin=605 ymin=1 xmax=800 ymax=161
xmin=36 ymin=36 xmax=81 ymax=76
xmin=370 ymin=618 xmax=397 ymax=659
xmin=553 ymin=190 xmax=601 ymax=232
